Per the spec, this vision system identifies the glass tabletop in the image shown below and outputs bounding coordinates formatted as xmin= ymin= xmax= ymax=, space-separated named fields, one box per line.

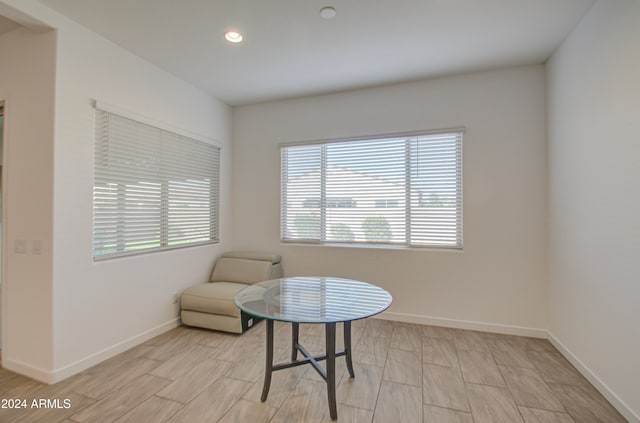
xmin=234 ymin=276 xmax=393 ymax=324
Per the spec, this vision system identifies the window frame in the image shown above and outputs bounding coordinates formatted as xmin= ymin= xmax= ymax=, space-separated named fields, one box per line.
xmin=92 ymin=101 xmax=221 ymax=260
xmin=280 ymin=129 xmax=463 ymax=250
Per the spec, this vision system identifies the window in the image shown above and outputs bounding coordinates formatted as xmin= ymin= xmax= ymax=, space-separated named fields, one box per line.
xmin=280 ymin=130 xmax=462 ymax=248
xmin=93 ymin=107 xmax=220 ymax=259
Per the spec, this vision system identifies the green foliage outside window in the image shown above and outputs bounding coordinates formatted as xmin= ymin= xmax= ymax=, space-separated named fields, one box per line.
xmin=294 ymin=213 xmax=320 ymax=239
xmin=330 ymin=223 xmax=355 ymax=241
xmin=361 ymin=216 xmax=391 ymax=242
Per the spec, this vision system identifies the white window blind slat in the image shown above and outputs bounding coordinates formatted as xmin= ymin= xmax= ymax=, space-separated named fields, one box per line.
xmin=281 ymin=131 xmax=462 ymax=248
xmin=93 ymin=109 xmax=220 ymax=259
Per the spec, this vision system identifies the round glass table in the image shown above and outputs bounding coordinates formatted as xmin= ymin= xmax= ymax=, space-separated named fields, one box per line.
xmin=235 ymin=276 xmax=392 ymax=420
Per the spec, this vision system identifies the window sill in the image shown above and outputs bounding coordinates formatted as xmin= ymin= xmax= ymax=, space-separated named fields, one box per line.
xmin=93 ymin=239 xmax=219 ymax=262
xmin=280 ymin=241 xmax=462 ymax=253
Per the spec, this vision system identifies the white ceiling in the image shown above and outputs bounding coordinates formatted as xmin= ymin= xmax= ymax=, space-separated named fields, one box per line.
xmin=36 ymin=0 xmax=595 ymax=106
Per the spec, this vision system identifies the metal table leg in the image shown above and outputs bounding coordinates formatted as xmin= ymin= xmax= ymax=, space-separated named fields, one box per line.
xmin=326 ymin=322 xmax=337 ymax=420
xmin=344 ymin=321 xmax=355 ymax=378
xmin=261 ymin=319 xmax=274 ymax=402
xmin=261 ymin=319 xmax=353 ymax=420
xmin=291 ymin=322 xmax=299 ymax=361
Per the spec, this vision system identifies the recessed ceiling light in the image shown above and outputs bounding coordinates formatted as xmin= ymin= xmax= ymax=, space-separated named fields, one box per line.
xmin=320 ymin=6 xmax=336 ymax=19
xmin=224 ymin=31 xmax=243 ymax=43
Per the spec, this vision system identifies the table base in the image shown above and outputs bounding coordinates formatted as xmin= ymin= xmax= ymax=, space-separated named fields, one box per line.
xmin=261 ymin=320 xmax=355 ymax=420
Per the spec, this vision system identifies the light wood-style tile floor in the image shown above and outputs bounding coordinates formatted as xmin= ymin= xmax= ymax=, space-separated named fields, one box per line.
xmin=0 ymin=319 xmax=628 ymax=422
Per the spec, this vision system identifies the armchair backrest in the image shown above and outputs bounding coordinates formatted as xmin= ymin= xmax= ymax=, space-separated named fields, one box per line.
xmin=210 ymin=251 xmax=282 ymax=284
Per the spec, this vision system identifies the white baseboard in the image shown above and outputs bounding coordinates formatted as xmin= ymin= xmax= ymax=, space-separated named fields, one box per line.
xmin=51 ymin=318 xmax=181 ymax=383
xmin=1 ymin=357 xmax=54 ymax=383
xmin=547 ymin=332 xmax=639 ymax=423
xmin=6 ymin=314 xmax=636 ymax=422
xmin=377 ymin=311 xmax=548 ymax=338
xmin=375 ymin=313 xmax=637 ymax=421
xmin=3 ymin=318 xmax=181 ymax=384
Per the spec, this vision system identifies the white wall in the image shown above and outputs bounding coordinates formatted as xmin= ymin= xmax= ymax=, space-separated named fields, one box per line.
xmin=0 ymin=26 xmax=56 ymax=378
xmin=546 ymin=0 xmax=640 ymax=420
xmin=51 ymin=14 xmax=232 ymax=379
xmin=0 ymin=0 xmax=233 ymax=382
xmin=233 ymin=66 xmax=548 ymax=335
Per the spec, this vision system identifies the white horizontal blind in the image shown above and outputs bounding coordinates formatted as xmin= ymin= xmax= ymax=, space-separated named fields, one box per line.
xmin=281 ymin=131 xmax=462 ymax=248
xmin=94 ymin=109 xmax=219 ymax=259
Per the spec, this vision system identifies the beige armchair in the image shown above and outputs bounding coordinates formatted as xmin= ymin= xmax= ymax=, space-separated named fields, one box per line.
xmin=180 ymin=251 xmax=282 ymax=333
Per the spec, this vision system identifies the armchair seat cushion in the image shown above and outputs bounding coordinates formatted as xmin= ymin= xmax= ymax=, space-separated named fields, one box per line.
xmin=181 ymin=282 xmax=247 ymax=318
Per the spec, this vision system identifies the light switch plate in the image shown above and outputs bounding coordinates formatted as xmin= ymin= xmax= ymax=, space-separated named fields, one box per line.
xmin=15 ymin=239 xmax=26 ymax=254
